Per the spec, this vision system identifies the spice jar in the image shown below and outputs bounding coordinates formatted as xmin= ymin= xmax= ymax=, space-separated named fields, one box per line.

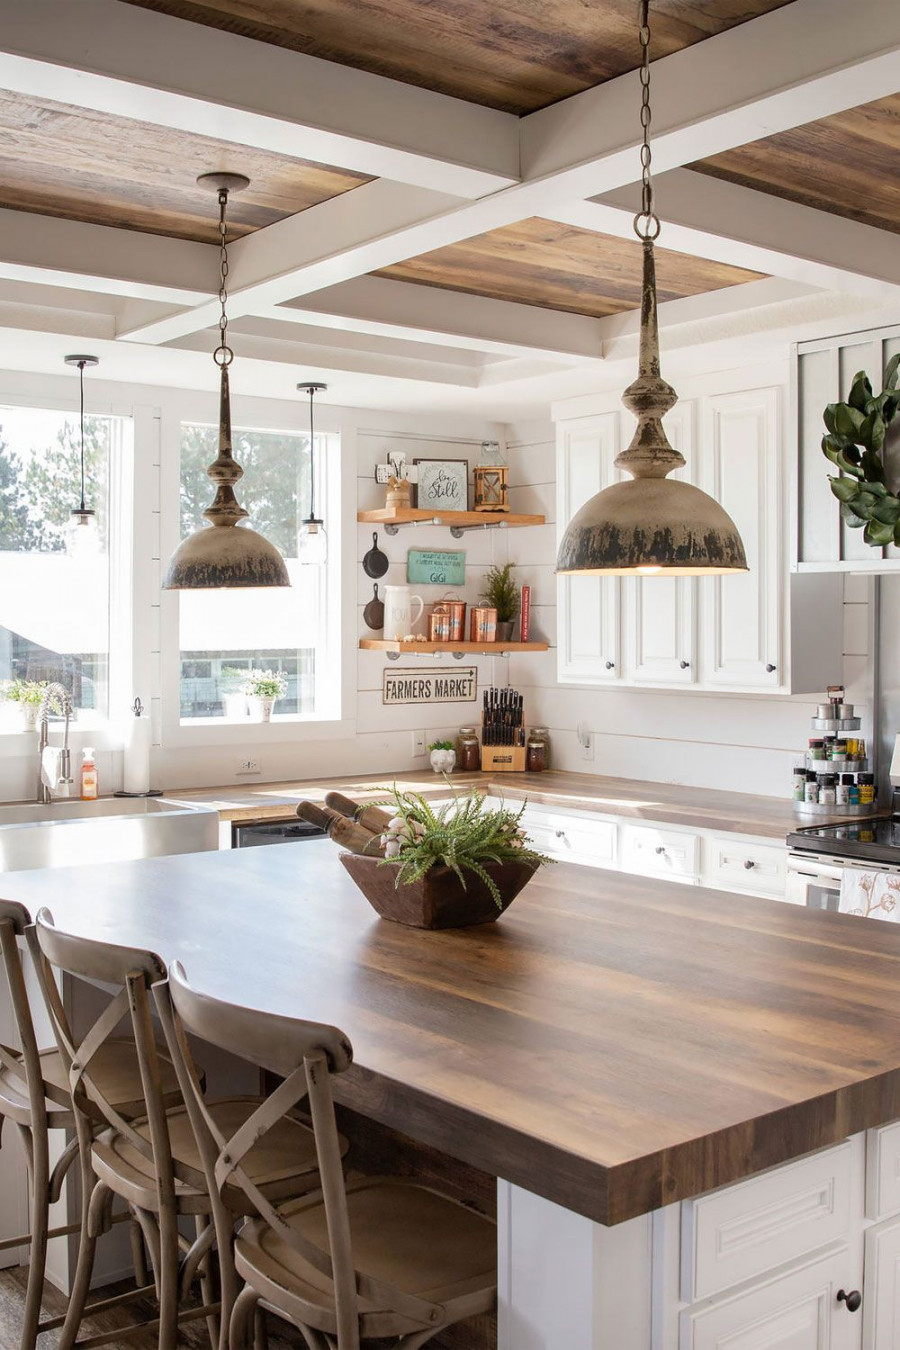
xmin=457 ymin=726 xmax=480 ymax=772
xmin=792 ymin=766 xmax=806 ymax=802
xmin=808 ymin=738 xmax=825 ymax=760
xmin=804 ymin=772 xmax=819 ymax=805
xmin=858 ymin=772 xmax=875 ymax=805
xmin=836 ymin=773 xmax=853 ymax=806
xmin=526 ymin=727 xmax=550 ymax=772
xmin=819 ymin=774 xmax=837 ymax=806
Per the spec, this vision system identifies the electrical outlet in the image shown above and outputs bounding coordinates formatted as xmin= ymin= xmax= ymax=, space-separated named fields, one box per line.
xmin=576 ymin=723 xmax=594 ymax=761
xmin=236 ymin=757 xmax=261 ymax=775
xmin=412 ymin=729 xmax=426 ymax=758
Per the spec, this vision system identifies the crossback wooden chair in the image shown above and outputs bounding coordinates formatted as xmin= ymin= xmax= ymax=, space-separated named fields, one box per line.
xmin=157 ymin=961 xmax=497 ymax=1350
xmin=0 ymin=899 xmax=176 ymax=1350
xmin=33 ymin=910 xmax=334 ymax=1350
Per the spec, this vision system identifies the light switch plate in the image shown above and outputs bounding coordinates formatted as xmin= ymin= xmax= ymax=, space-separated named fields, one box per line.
xmin=412 ymin=729 xmax=426 ymax=757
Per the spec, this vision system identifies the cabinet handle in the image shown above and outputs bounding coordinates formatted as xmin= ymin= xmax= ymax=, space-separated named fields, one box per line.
xmin=605 ymin=661 xmax=615 ymax=670
xmin=766 ymin=663 xmax=776 ymax=673
xmin=679 ymin=660 xmax=690 ymax=669
xmin=655 ymin=845 xmax=666 ymax=855
xmin=743 ymin=859 xmax=756 ymax=870
xmin=555 ymin=829 xmax=566 ymax=839
xmin=836 ymin=1289 xmax=862 ymax=1313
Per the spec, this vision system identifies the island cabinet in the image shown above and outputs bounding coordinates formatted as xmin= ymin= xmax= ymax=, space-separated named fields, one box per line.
xmin=555 ymin=368 xmax=844 ymax=694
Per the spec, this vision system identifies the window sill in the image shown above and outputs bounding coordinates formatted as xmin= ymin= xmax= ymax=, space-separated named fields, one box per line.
xmin=165 ymin=715 xmax=355 ymax=749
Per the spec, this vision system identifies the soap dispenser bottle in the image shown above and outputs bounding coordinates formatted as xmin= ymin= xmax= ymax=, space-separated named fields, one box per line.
xmin=80 ymin=748 xmax=99 ymax=801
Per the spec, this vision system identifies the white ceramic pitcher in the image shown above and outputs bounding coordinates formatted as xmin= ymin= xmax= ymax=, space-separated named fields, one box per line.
xmin=382 ymin=585 xmax=424 ymax=640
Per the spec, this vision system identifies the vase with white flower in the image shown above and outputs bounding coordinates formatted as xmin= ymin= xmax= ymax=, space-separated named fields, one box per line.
xmin=242 ymin=669 xmax=287 ymax=723
xmin=1 ymin=678 xmax=49 ymax=731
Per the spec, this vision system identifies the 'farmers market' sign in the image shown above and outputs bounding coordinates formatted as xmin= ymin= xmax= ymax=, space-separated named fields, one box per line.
xmin=383 ymin=666 xmax=477 ymax=705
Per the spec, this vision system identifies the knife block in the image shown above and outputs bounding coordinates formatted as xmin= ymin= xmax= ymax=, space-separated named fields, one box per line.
xmin=481 ymin=746 xmax=527 ymax=773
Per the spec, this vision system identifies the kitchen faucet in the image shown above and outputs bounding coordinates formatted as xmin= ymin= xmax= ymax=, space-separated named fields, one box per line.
xmin=36 ymin=683 xmax=75 ymax=803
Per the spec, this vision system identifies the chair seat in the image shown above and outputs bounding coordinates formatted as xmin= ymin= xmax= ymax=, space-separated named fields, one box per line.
xmin=234 ymin=1178 xmax=497 ymax=1340
xmin=93 ymin=1097 xmax=333 ymax=1214
xmin=0 ymin=1037 xmax=182 ymax=1126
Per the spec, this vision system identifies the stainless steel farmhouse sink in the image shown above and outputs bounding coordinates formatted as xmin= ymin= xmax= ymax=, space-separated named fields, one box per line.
xmin=0 ymin=797 xmax=219 ymax=872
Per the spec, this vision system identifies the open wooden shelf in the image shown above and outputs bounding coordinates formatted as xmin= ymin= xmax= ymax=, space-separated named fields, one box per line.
xmin=360 ymin=639 xmax=549 ymax=657
xmin=357 ymin=508 xmax=544 ymax=528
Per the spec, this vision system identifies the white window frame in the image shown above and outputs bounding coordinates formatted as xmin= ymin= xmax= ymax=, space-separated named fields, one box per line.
xmin=157 ymin=389 xmax=356 ymax=749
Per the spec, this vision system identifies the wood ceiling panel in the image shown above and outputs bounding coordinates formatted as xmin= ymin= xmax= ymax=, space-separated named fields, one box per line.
xmin=0 ymin=91 xmax=370 ymax=242
xmin=692 ymin=95 xmax=900 ymax=235
xmin=119 ymin=0 xmax=794 ymax=115
xmin=375 ymin=218 xmax=763 ymax=319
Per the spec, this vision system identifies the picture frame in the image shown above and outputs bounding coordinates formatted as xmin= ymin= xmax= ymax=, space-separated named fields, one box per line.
xmin=414 ymin=458 xmax=468 ymax=512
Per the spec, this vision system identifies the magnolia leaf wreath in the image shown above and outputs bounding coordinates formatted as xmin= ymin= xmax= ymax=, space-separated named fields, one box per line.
xmin=822 ymin=353 xmax=900 ymax=547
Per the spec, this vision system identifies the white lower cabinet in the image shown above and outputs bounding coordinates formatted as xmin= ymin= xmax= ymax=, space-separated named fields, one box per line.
xmin=620 ymin=822 xmax=700 ymax=884
xmin=863 ymin=1219 xmax=900 ymax=1350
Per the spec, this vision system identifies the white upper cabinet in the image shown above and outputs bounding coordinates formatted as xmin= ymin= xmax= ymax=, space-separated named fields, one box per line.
xmin=556 ymin=368 xmax=844 ymax=695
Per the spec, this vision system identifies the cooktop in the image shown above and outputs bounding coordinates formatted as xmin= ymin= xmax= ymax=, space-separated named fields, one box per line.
xmin=788 ymin=816 xmax=900 ymax=866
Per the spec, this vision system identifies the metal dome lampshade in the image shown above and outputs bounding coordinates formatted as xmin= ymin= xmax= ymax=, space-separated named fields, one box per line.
xmin=163 ymin=173 xmax=290 ymax=590
xmin=555 ymin=3 xmax=747 ymax=579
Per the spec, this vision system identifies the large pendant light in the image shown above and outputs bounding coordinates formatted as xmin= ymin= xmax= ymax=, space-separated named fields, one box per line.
xmin=163 ymin=173 xmax=290 ymax=590
xmin=64 ymin=354 xmax=101 ymax=558
xmin=297 ymin=381 xmax=327 ymax=566
xmin=556 ymin=2 xmax=747 ymax=578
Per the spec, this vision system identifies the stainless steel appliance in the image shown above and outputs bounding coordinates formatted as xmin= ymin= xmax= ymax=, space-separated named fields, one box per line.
xmin=232 ymin=818 xmax=326 ymax=848
xmin=787 ymin=771 xmax=900 ymax=910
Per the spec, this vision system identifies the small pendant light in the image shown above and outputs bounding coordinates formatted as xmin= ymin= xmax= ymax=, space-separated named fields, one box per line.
xmin=556 ymin=2 xmax=747 ymax=578
xmin=64 ymin=354 xmax=101 ymax=558
xmin=297 ymin=381 xmax=328 ymax=566
xmin=163 ymin=173 xmax=290 ymax=590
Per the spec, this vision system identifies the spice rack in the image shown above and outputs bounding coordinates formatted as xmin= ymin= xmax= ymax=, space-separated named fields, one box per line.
xmin=793 ymin=690 xmax=878 ymax=817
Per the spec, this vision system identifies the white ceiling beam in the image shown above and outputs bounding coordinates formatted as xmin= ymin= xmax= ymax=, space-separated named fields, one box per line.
xmin=0 ymin=0 xmax=519 ymax=197
xmin=0 ymin=208 xmax=217 ymax=304
xmin=551 ymin=170 xmax=900 ymax=301
xmin=257 ymin=276 xmax=605 ymax=364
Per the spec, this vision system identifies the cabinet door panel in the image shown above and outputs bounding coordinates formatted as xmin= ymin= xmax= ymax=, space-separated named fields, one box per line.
xmin=863 ymin=1218 xmax=900 ymax=1350
xmin=556 ymin=415 xmax=621 ymax=683
xmin=701 ymin=388 xmax=781 ymax=690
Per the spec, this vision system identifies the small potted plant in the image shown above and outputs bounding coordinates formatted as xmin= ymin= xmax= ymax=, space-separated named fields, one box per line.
xmin=242 ymin=669 xmax=287 ymax=723
xmin=428 ymin=739 xmax=456 ymax=774
xmin=480 ymin=562 xmax=520 ymax=641
xmin=1 ymin=678 xmax=48 ymax=731
xmin=340 ymin=785 xmax=553 ymax=928
xmin=220 ymin=666 xmax=247 ymax=721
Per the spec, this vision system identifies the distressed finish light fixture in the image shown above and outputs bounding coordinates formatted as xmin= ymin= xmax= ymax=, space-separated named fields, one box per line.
xmin=556 ymin=2 xmax=747 ymax=578
xmin=297 ymin=381 xmax=327 ymax=565
xmin=64 ymin=354 xmax=101 ymax=557
xmin=163 ymin=173 xmax=290 ymax=590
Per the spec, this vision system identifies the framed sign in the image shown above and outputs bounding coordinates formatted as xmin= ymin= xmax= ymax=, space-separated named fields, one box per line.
xmin=407 ymin=548 xmax=466 ymax=585
xmin=383 ymin=666 xmax=477 ymax=705
xmin=414 ymin=458 xmax=468 ymax=511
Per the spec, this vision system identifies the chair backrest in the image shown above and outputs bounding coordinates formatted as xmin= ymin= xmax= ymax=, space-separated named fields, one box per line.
xmin=0 ymin=898 xmax=46 ymax=1124
xmin=155 ymin=963 xmax=443 ymax=1350
xmin=33 ymin=909 xmax=177 ymax=1202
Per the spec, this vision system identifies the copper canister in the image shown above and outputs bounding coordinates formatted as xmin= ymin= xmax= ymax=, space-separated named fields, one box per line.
xmin=470 ymin=606 xmax=497 ymax=643
xmin=428 ymin=606 xmax=452 ymax=642
xmin=445 ymin=599 xmax=467 ymax=641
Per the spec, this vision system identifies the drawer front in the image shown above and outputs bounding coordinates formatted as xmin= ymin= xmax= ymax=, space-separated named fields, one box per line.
xmin=681 ymin=1142 xmax=852 ymax=1302
xmin=705 ymin=836 xmax=787 ymax=899
xmin=866 ymin=1121 xmax=900 ymax=1220
xmin=680 ymin=1247 xmax=859 ymax=1350
xmin=522 ymin=808 xmax=616 ymax=869
xmin=621 ymin=823 xmax=699 ymax=881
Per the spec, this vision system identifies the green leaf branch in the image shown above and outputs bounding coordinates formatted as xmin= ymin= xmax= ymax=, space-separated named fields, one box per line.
xmin=822 ymin=354 xmax=900 ymax=547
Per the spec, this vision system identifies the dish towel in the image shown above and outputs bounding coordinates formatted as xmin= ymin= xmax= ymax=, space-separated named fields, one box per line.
xmin=839 ymin=868 xmax=900 ymax=921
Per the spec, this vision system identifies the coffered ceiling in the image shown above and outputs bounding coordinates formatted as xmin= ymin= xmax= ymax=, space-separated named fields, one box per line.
xmin=118 ymin=0 xmax=794 ymax=115
xmin=376 ymin=218 xmax=763 ymax=318
xmin=692 ymin=93 xmax=900 ymax=236
xmin=0 ymin=90 xmax=370 ymax=242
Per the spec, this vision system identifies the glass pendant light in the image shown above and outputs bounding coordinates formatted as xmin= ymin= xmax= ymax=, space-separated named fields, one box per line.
xmin=297 ymin=381 xmax=328 ymax=566
xmin=64 ymin=354 xmax=101 ymax=558
xmin=163 ymin=173 xmax=290 ymax=590
xmin=556 ymin=2 xmax=747 ymax=578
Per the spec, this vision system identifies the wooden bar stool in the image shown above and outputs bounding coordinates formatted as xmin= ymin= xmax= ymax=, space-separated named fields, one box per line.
xmin=156 ymin=961 xmax=497 ymax=1350
xmin=0 ymin=899 xmax=182 ymax=1350
xmin=33 ymin=909 xmax=338 ymax=1350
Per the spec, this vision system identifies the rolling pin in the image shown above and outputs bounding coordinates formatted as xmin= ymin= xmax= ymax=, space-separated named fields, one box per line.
xmin=297 ymin=801 xmax=383 ymax=856
xmin=324 ymin=791 xmax=394 ymax=835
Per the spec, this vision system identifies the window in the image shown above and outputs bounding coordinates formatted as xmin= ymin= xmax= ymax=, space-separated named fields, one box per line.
xmin=177 ymin=422 xmax=332 ymax=722
xmin=0 ymin=404 xmax=118 ymax=724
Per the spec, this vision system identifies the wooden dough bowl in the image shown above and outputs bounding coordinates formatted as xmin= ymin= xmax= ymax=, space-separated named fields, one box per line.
xmin=339 ymin=852 xmax=538 ymax=929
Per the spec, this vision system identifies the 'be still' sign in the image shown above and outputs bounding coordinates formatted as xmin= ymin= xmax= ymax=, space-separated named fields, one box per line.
xmin=383 ymin=667 xmax=477 ymax=705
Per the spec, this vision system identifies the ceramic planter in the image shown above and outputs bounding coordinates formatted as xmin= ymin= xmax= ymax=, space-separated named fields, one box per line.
xmin=495 ymin=620 xmax=515 ymax=642
xmin=429 ymin=748 xmax=456 ymax=774
xmin=340 ymin=853 xmax=538 ymax=929
xmin=249 ymin=695 xmax=275 ymax=723
xmin=20 ymin=703 xmax=39 ymax=732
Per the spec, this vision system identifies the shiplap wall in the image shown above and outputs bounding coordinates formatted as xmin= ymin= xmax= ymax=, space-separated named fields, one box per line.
xmin=501 ymin=417 xmax=874 ymax=799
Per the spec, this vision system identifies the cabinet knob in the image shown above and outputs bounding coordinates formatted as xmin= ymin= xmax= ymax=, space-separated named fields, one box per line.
xmin=655 ymin=845 xmax=666 ymax=855
xmin=555 ymin=829 xmax=566 ymax=839
xmin=605 ymin=661 xmax=615 ymax=670
xmin=766 ymin=663 xmax=776 ymax=673
xmin=679 ymin=660 xmax=690 ymax=669
xmin=836 ymin=1289 xmax=861 ymax=1313
xmin=743 ymin=859 xmax=756 ymax=870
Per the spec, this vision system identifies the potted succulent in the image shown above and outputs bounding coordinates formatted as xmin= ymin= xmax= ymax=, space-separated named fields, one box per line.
xmin=1 ymin=678 xmax=48 ymax=731
xmin=340 ymin=785 xmax=552 ymax=928
xmin=220 ymin=666 xmax=247 ymax=721
xmin=480 ymin=562 xmax=520 ymax=641
xmin=242 ymin=669 xmax=287 ymax=723
xmin=821 ymin=354 xmax=900 ymax=547
xmin=428 ymin=739 xmax=456 ymax=774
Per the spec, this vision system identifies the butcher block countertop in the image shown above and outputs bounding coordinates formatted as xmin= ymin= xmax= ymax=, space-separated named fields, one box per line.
xmin=167 ymin=768 xmax=840 ymax=839
xmin=4 ymin=842 xmax=900 ymax=1227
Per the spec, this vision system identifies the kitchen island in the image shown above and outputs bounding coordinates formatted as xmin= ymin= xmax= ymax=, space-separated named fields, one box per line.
xmin=3 ymin=841 xmax=900 ymax=1347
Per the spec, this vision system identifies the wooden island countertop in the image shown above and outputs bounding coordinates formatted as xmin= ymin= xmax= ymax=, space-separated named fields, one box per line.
xmin=4 ymin=841 xmax=900 ymax=1228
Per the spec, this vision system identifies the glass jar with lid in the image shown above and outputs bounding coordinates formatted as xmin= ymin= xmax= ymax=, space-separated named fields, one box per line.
xmin=457 ymin=726 xmax=481 ymax=772
xmin=526 ymin=727 xmax=550 ymax=773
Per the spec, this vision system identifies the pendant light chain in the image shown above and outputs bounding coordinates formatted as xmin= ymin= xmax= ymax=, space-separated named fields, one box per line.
xmin=78 ymin=359 xmax=86 ymax=512
xmin=215 ymin=188 xmax=234 ymax=369
xmin=634 ymin=0 xmax=660 ymax=242
xmin=308 ymin=386 xmax=316 ymax=520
